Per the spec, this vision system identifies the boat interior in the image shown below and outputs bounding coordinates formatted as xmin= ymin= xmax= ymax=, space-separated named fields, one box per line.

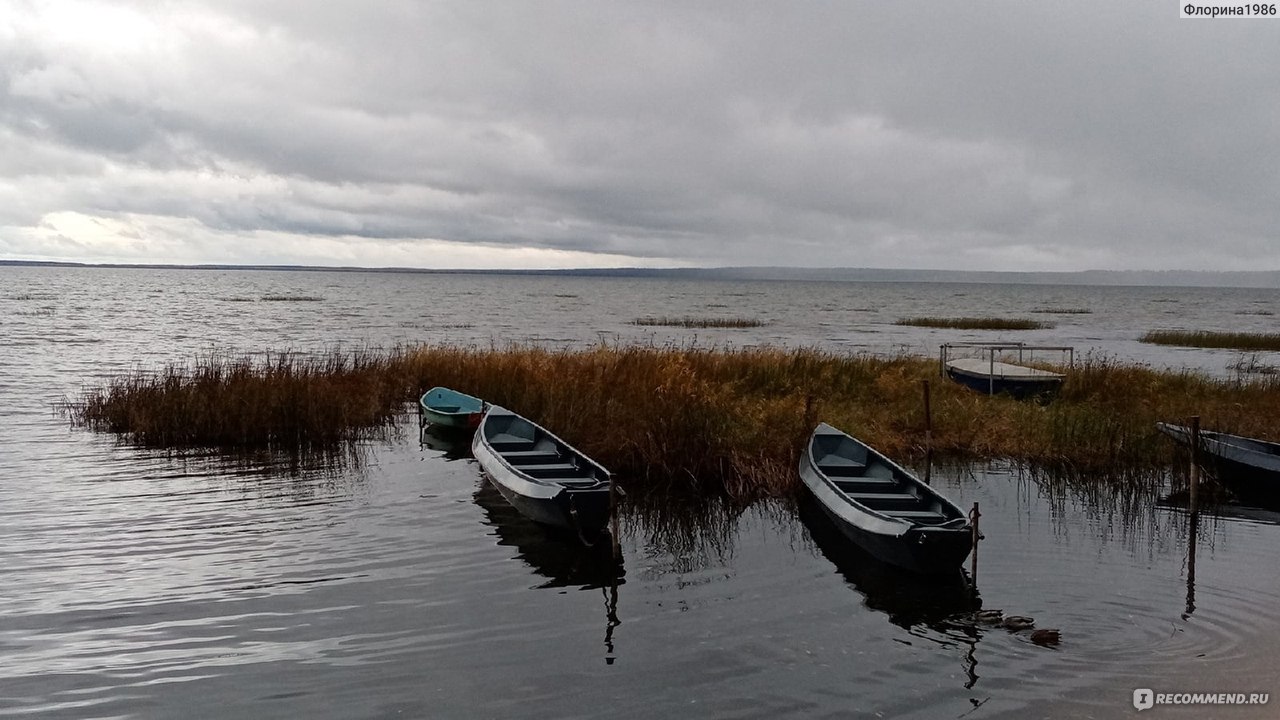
xmin=811 ymin=433 xmax=958 ymax=526
xmin=484 ymin=413 xmax=603 ymax=488
xmin=424 ymin=388 xmax=482 ymax=412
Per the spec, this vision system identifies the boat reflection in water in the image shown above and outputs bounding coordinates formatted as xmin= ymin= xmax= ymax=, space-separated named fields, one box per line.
xmin=419 ymin=424 xmax=474 ymax=461
xmin=799 ymin=495 xmax=980 ymax=629
xmin=473 ymin=482 xmax=623 ymax=589
xmin=473 ymin=482 xmax=623 ymax=662
xmin=799 ymin=495 xmax=987 ymax=687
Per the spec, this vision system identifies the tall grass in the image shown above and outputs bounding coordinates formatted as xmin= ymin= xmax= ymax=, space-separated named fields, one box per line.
xmin=1140 ymin=330 xmax=1280 ymax=351
xmin=65 ymin=346 xmax=1280 ymax=500
xmin=65 ymin=351 xmax=409 ymax=450
xmin=896 ymin=317 xmax=1053 ymax=330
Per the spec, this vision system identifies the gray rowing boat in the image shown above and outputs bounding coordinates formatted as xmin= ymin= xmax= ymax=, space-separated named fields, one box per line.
xmin=799 ymin=422 xmax=973 ymax=573
xmin=472 ymin=405 xmax=613 ymax=535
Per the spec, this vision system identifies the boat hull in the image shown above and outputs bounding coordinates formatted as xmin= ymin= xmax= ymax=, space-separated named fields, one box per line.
xmin=945 ymin=364 xmax=1062 ymax=400
xmin=472 ymin=406 xmax=612 ymax=534
xmin=1157 ymin=422 xmax=1280 ymax=508
xmin=799 ymin=423 xmax=972 ymax=574
xmin=419 ymin=387 xmax=485 ymax=429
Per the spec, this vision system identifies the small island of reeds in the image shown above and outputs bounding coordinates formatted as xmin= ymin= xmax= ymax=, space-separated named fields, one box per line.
xmin=631 ymin=316 xmax=765 ymax=328
xmin=63 ymin=345 xmax=1280 ymax=501
xmin=1140 ymin=330 xmax=1280 ymax=351
xmin=896 ymin=317 xmax=1053 ymax=330
xmin=1029 ymin=307 xmax=1092 ymax=315
xmin=260 ymin=294 xmax=325 ymax=302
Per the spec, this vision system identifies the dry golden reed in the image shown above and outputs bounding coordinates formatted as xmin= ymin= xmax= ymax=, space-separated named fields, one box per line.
xmin=896 ymin=317 xmax=1052 ymax=330
xmin=631 ymin=316 xmax=765 ymax=328
xmin=66 ymin=346 xmax=1280 ymax=500
xmin=1141 ymin=329 xmax=1280 ymax=351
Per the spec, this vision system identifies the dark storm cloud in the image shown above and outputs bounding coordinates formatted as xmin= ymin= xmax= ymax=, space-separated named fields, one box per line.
xmin=1 ymin=1 xmax=1277 ymax=269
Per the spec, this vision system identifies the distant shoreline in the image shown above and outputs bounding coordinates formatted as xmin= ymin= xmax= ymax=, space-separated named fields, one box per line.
xmin=4 ymin=259 xmax=1280 ymax=289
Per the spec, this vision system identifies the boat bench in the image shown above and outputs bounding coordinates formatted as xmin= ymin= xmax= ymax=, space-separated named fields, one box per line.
xmin=488 ymin=434 xmax=536 ymax=452
xmin=849 ymin=492 xmax=921 ymax=510
xmin=816 ymin=457 xmax=867 ymax=477
xmin=885 ymin=509 xmax=947 ymax=523
xmin=433 ymin=405 xmax=462 ymax=413
xmin=515 ymin=462 xmax=594 ymax=481
xmin=502 ymin=450 xmax=562 ymax=464
xmin=833 ymin=478 xmax=897 ymax=494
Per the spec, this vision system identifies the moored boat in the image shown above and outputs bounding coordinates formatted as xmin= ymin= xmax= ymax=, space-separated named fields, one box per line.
xmin=944 ymin=358 xmax=1064 ymax=399
xmin=798 ymin=423 xmax=972 ymax=574
xmin=1156 ymin=422 xmax=1280 ymax=508
xmin=939 ymin=343 xmax=1072 ymax=400
xmin=472 ymin=405 xmax=613 ymax=535
xmin=419 ymin=386 xmax=485 ymax=429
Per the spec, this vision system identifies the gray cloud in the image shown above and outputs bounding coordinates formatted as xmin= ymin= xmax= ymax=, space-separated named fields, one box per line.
xmin=1 ymin=1 xmax=1277 ymax=270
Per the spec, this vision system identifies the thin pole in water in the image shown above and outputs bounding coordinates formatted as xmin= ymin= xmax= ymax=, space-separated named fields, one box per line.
xmin=969 ymin=502 xmax=981 ymax=582
xmin=1188 ymin=415 xmax=1201 ymax=518
xmin=1184 ymin=509 xmax=1199 ymax=620
xmin=922 ymin=380 xmax=933 ymax=485
xmin=609 ymin=478 xmax=621 ymax=560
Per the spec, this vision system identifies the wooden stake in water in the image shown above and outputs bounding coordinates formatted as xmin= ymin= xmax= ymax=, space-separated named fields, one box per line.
xmin=1188 ymin=415 xmax=1201 ymax=518
xmin=609 ymin=478 xmax=621 ymax=560
xmin=922 ymin=380 xmax=933 ymax=485
xmin=969 ymin=502 xmax=981 ymax=582
xmin=1183 ymin=509 xmax=1199 ymax=620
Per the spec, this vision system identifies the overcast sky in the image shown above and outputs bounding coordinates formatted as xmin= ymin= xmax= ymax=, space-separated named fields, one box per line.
xmin=2 ymin=1 xmax=1277 ymax=271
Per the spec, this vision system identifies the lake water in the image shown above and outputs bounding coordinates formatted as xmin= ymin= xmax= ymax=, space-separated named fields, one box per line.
xmin=2 ymin=265 xmax=1279 ymax=719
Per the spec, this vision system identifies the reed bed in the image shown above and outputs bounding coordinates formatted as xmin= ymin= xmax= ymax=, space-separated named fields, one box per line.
xmin=260 ymin=295 xmax=325 ymax=302
xmin=895 ymin=317 xmax=1052 ymax=330
xmin=65 ymin=351 xmax=409 ymax=450
xmin=1030 ymin=308 xmax=1092 ymax=314
xmin=1140 ymin=330 xmax=1280 ymax=351
xmin=631 ymin=316 xmax=765 ymax=328
xmin=65 ymin=345 xmax=1280 ymax=501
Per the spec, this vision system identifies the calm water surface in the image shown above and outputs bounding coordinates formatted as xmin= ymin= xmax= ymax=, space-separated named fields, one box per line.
xmin=2 ymin=266 xmax=1279 ymax=719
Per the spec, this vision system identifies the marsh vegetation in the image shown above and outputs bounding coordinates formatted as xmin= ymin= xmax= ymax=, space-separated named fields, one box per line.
xmin=64 ymin=346 xmax=1280 ymax=500
xmin=1140 ymin=330 xmax=1280 ymax=351
xmin=631 ymin=316 xmax=766 ymax=328
xmin=896 ymin=317 xmax=1053 ymax=330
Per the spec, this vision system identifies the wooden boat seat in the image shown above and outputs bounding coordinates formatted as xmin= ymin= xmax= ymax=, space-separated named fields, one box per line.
xmin=849 ymin=492 xmax=921 ymax=510
xmin=433 ymin=405 xmax=462 ymax=413
xmin=501 ymin=450 xmax=562 ymax=464
xmin=816 ymin=459 xmax=867 ymax=477
xmin=488 ymin=433 xmax=536 ymax=451
xmin=516 ymin=463 xmax=594 ymax=480
xmin=886 ymin=509 xmax=948 ymax=523
xmin=833 ymin=478 xmax=897 ymax=494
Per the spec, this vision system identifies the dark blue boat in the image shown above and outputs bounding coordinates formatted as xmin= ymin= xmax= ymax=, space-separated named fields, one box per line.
xmin=944 ymin=358 xmax=1064 ymax=399
xmin=940 ymin=343 xmax=1072 ymax=400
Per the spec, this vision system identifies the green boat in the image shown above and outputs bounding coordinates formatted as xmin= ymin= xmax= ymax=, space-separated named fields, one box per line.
xmin=419 ymin=387 xmax=486 ymax=429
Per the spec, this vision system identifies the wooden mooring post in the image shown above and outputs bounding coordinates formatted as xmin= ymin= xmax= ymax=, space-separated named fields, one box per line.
xmin=1188 ymin=415 xmax=1201 ymax=518
xmin=969 ymin=502 xmax=981 ymax=582
xmin=1184 ymin=416 xmax=1201 ymax=619
xmin=609 ymin=479 xmax=621 ymax=560
xmin=922 ymin=380 xmax=933 ymax=485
